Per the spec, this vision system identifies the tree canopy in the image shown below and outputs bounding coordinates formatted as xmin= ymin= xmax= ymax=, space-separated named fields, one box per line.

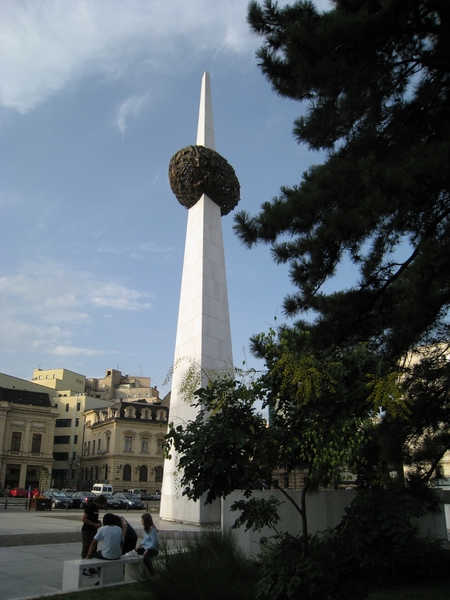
xmin=236 ymin=0 xmax=450 ymax=361
xmin=163 ymin=6 xmax=450 ymax=593
xmin=164 ymin=336 xmax=390 ymax=545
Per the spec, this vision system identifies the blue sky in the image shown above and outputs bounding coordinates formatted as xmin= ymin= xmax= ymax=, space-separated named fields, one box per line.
xmin=0 ymin=0 xmax=334 ymax=396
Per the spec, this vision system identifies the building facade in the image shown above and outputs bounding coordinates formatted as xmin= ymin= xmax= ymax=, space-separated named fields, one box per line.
xmin=29 ymin=368 xmax=115 ymax=488
xmin=0 ymin=387 xmax=58 ymax=491
xmin=0 ymin=368 xmax=169 ymax=492
xmin=82 ymin=399 xmax=169 ymax=493
xmin=85 ymin=368 xmax=161 ymax=402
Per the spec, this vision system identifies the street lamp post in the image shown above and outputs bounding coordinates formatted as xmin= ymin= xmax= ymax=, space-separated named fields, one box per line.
xmin=67 ymin=453 xmax=81 ymax=489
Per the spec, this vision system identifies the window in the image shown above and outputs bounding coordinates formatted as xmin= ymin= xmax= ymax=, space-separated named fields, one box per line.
xmin=77 ymin=402 xmax=81 ymax=411
xmin=141 ymin=437 xmax=148 ymax=453
xmin=92 ymin=440 xmax=96 ymax=455
xmin=27 ymin=466 xmax=37 ymax=476
xmin=139 ymin=465 xmax=148 ymax=482
xmin=156 ymin=438 xmax=163 ymax=454
xmin=156 ymin=410 xmax=167 ymax=422
xmin=87 ymin=441 xmax=91 ymax=456
xmin=53 ymin=452 xmax=69 ymax=461
xmin=74 ymin=435 xmax=78 ymax=444
xmin=31 ymin=434 xmax=42 ymax=453
xmin=65 ymin=403 xmax=69 ymax=412
xmin=54 ymin=436 xmax=70 ymax=444
xmin=155 ymin=466 xmax=163 ymax=483
xmin=55 ymin=419 xmax=72 ymax=427
xmin=75 ymin=418 xmax=80 ymax=427
xmin=106 ymin=436 xmax=110 ymax=453
xmin=6 ymin=465 xmax=20 ymax=476
xmin=123 ymin=464 xmax=132 ymax=481
xmin=11 ymin=432 xmax=22 ymax=451
xmin=124 ymin=436 xmax=132 ymax=452
xmin=52 ymin=469 xmax=68 ymax=479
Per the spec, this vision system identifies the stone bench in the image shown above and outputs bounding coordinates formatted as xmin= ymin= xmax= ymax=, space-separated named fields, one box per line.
xmin=62 ymin=555 xmax=145 ymax=591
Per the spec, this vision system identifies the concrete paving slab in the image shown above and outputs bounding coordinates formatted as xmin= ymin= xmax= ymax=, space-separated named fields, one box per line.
xmin=0 ymin=507 xmax=202 ymax=600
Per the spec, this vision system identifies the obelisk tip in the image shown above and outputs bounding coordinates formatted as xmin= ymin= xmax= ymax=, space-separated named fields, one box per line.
xmin=196 ymin=71 xmax=215 ymax=150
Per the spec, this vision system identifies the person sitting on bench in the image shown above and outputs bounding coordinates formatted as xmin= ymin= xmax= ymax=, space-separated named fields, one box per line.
xmin=86 ymin=512 xmax=124 ymax=561
xmin=135 ymin=512 xmax=159 ymax=574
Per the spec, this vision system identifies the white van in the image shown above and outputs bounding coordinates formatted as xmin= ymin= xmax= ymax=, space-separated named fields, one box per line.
xmin=91 ymin=483 xmax=114 ymax=496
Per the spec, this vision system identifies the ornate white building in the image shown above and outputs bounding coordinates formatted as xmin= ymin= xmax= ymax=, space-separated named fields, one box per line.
xmin=82 ymin=399 xmax=169 ymax=493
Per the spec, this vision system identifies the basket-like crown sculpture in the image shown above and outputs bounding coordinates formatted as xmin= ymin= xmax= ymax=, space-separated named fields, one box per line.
xmin=169 ymin=145 xmax=240 ymax=216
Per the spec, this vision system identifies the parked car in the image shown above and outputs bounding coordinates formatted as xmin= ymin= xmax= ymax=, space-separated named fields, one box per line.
xmin=112 ymin=492 xmax=145 ymax=510
xmin=103 ymin=492 xmax=122 ymax=510
xmin=149 ymin=491 xmax=161 ymax=501
xmin=140 ymin=492 xmax=153 ymax=501
xmin=70 ymin=491 xmax=96 ymax=509
xmin=63 ymin=489 xmax=74 ymax=496
xmin=8 ymin=487 xmax=27 ymax=497
xmin=42 ymin=490 xmax=73 ymax=509
xmin=31 ymin=488 xmax=40 ymax=498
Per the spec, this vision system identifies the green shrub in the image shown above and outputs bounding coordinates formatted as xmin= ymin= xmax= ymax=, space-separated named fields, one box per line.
xmin=256 ymin=532 xmax=368 ymax=600
xmin=138 ymin=529 xmax=258 ymax=600
xmin=334 ymin=487 xmax=450 ymax=585
xmin=255 ymin=487 xmax=450 ymax=599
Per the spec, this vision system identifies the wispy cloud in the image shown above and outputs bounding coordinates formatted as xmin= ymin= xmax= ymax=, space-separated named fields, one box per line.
xmin=50 ymin=346 xmax=119 ymax=357
xmin=0 ymin=0 xmax=257 ymax=115
xmin=0 ymin=260 xmax=154 ymax=356
xmin=98 ymin=241 xmax=177 ymax=261
xmin=113 ymin=94 xmax=150 ymax=138
xmin=91 ymin=283 xmax=153 ymax=311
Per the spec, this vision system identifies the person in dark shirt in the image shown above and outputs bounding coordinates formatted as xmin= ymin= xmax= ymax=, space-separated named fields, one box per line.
xmin=113 ymin=514 xmax=138 ymax=554
xmin=81 ymin=495 xmax=106 ymax=576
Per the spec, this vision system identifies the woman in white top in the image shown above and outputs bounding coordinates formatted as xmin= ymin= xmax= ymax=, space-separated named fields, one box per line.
xmin=86 ymin=512 xmax=123 ymax=560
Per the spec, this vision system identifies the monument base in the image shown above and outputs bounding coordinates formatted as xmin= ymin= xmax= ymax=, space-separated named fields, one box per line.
xmin=160 ymin=491 xmax=221 ymax=527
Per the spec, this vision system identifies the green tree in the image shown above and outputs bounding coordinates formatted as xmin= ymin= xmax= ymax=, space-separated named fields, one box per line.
xmin=38 ymin=465 xmax=50 ymax=492
xmin=164 ymin=333 xmax=383 ymax=552
xmin=165 ymin=4 xmax=450 ymax=591
xmin=233 ymin=0 xmax=450 ymax=489
xmin=237 ymin=0 xmax=450 ymax=362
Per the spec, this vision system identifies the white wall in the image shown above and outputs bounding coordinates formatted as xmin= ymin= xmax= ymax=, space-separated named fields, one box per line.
xmin=221 ymin=489 xmax=355 ymax=555
xmin=222 ymin=489 xmax=449 ymax=556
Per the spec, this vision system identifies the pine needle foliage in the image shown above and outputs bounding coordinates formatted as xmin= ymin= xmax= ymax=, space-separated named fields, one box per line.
xmin=239 ymin=0 xmax=450 ymax=362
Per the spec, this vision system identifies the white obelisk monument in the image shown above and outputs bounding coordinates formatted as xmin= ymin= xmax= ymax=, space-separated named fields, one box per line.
xmin=160 ymin=72 xmax=240 ymax=525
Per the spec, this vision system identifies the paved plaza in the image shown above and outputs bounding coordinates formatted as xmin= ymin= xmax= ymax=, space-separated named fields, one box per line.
xmin=0 ymin=505 xmax=198 ymax=600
